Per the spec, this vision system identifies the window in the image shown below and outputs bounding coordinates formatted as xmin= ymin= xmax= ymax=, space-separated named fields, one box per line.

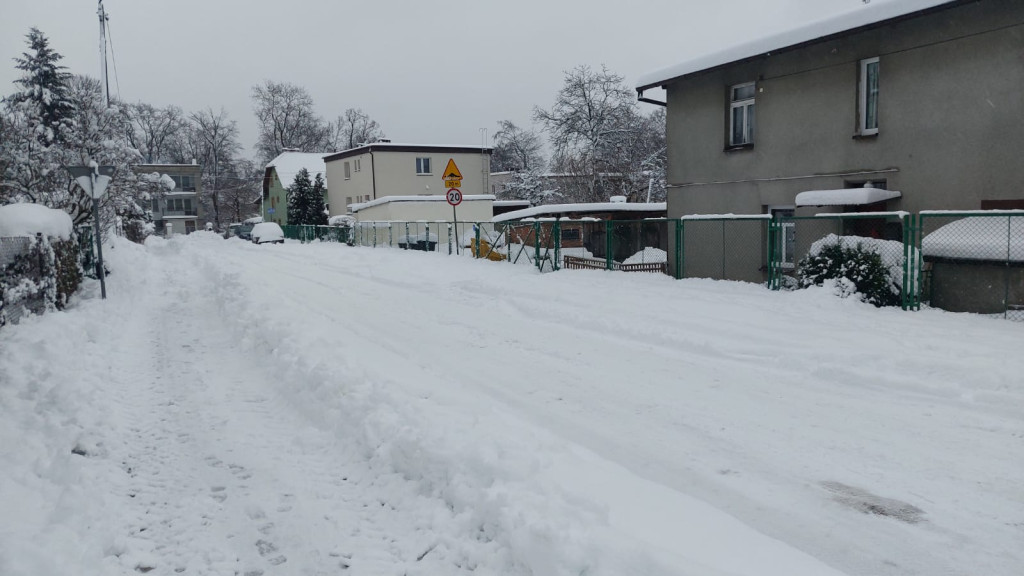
xmin=151 ymin=199 xmax=159 ymax=212
xmin=354 ymin=158 xmax=361 ymax=172
xmin=416 ymin=157 xmax=432 ymax=175
xmin=859 ymin=57 xmax=879 ymax=135
xmin=730 ymin=82 xmax=756 ymax=146
xmin=561 ymin=228 xmax=581 ymax=242
xmin=771 ymin=207 xmax=795 ymax=268
xmin=346 ymin=196 xmax=353 ymax=208
xmin=344 ymin=161 xmax=351 ymax=179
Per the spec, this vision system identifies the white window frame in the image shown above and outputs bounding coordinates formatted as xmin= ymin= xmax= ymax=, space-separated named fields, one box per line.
xmin=354 ymin=158 xmax=361 ymax=172
xmin=859 ymin=57 xmax=880 ymax=136
xmin=344 ymin=161 xmax=351 ymax=179
xmin=415 ymin=157 xmax=432 ymax=175
xmin=729 ymin=82 xmax=756 ymax=147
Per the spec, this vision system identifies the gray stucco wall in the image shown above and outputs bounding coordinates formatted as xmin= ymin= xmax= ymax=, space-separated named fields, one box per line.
xmin=663 ymin=0 xmax=1024 ymax=218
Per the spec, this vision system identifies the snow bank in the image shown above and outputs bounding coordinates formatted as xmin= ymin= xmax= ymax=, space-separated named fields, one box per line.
xmin=624 ymin=247 xmax=668 ymax=264
xmin=922 ymin=216 xmax=1024 ymax=262
xmin=0 ymin=203 xmax=74 ymax=240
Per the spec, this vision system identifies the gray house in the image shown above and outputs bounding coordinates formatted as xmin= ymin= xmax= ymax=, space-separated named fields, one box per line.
xmin=635 ymin=0 xmax=1024 ymax=219
xmin=134 ymin=163 xmax=203 ymax=235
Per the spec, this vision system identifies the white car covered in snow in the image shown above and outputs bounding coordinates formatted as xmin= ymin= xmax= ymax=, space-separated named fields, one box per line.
xmin=250 ymin=222 xmax=285 ymax=244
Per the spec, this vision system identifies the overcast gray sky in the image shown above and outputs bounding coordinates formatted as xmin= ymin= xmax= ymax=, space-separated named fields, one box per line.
xmin=2 ymin=0 xmax=884 ymax=159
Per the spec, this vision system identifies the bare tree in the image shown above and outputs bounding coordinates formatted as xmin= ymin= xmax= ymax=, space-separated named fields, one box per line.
xmin=251 ymin=80 xmax=330 ymax=163
xmin=327 ymin=108 xmax=384 ymax=151
xmin=491 ymin=120 xmax=544 ymax=172
xmin=534 ymin=65 xmax=640 ymax=202
xmin=216 ymin=158 xmax=261 ymax=225
xmin=124 ymin=102 xmax=186 ymax=163
xmin=190 ymin=107 xmax=241 ymax=229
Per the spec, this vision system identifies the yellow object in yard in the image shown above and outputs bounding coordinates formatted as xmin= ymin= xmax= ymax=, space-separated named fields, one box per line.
xmin=470 ymin=238 xmax=506 ymax=261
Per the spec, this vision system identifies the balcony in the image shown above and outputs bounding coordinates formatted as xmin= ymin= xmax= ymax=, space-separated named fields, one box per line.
xmin=163 ymin=209 xmax=198 ymax=217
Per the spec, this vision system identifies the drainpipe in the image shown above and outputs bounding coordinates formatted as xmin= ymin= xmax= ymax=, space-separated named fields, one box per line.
xmin=370 ymin=151 xmax=377 ymax=200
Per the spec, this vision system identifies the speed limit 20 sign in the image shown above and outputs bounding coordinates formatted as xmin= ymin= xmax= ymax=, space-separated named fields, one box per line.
xmin=446 ymin=188 xmax=463 ymax=206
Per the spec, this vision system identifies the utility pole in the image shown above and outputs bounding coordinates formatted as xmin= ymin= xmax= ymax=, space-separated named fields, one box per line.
xmin=98 ymin=1 xmax=110 ymax=107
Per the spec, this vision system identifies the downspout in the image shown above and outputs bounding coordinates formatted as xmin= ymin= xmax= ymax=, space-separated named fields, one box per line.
xmin=370 ymin=152 xmax=377 ymax=200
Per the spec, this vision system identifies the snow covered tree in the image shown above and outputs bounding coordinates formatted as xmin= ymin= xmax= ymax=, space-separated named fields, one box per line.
xmin=190 ymin=107 xmax=241 ymax=229
xmin=308 ymin=173 xmax=328 ymax=225
xmin=216 ymin=159 xmax=261 ymax=225
xmin=497 ymin=169 xmax=563 ymax=206
xmin=251 ymin=81 xmax=330 ymax=164
xmin=534 ymin=65 xmax=665 ymax=203
xmin=286 ymin=169 xmax=328 ymax=226
xmin=8 ymin=28 xmax=74 ymax=147
xmin=124 ymin=102 xmax=186 ymax=163
xmin=327 ymin=108 xmax=384 ymax=151
xmin=491 ymin=120 xmax=544 ymax=173
xmin=286 ymin=168 xmax=312 ymax=225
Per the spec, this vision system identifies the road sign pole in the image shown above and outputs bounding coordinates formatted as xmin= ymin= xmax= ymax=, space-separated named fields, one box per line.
xmin=91 ymin=183 xmax=107 ymax=299
xmin=452 ymin=203 xmax=459 ymax=255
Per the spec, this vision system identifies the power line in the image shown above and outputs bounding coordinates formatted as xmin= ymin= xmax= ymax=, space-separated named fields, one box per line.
xmin=105 ymin=14 xmax=122 ymax=101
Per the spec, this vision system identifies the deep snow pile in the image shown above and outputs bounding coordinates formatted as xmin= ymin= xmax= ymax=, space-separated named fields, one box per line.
xmin=2 ymin=234 xmax=1022 ymax=576
xmin=922 ymin=215 xmax=1024 ymax=262
xmin=623 ymin=247 xmax=668 ymax=264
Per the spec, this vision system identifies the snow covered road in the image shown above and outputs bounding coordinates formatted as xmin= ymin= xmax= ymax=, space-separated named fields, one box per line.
xmin=2 ymin=234 xmax=1022 ymax=576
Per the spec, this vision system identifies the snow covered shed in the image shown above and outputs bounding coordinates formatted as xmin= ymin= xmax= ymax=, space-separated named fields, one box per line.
xmin=920 ymin=213 xmax=1024 ymax=317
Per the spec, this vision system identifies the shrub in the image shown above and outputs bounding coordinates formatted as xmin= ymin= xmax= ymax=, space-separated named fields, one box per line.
xmin=798 ymin=239 xmax=901 ymax=307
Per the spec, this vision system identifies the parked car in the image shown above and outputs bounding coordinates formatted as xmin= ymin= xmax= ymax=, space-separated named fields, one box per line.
xmin=251 ymin=222 xmax=285 ymax=244
xmin=223 ymin=223 xmax=242 ymax=239
xmin=235 ymin=222 xmax=256 ymax=240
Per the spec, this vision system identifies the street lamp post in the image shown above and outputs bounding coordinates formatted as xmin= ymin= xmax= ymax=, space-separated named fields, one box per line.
xmin=68 ymin=164 xmax=115 ymax=299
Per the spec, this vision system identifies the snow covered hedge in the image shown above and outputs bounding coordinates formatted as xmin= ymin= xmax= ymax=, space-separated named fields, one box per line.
xmin=0 ymin=205 xmax=83 ymax=326
xmin=798 ymin=234 xmax=905 ymax=307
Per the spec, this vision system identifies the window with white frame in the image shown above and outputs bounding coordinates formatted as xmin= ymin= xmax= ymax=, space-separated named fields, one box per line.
xmin=859 ymin=57 xmax=879 ymax=135
xmin=730 ymin=82 xmax=756 ymax=146
xmin=415 ymin=157 xmax=431 ymax=175
xmin=354 ymin=158 xmax=361 ymax=172
xmin=344 ymin=161 xmax=351 ymax=179
xmin=771 ymin=207 xmax=796 ymax=268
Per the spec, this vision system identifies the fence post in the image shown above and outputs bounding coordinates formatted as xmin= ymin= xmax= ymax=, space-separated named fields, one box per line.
xmin=767 ymin=218 xmax=776 ymax=290
xmin=605 ymin=220 xmax=613 ymax=271
xmin=448 ymin=223 xmax=453 ymax=255
xmin=553 ymin=220 xmax=561 ymax=271
xmin=533 ymin=221 xmax=541 ymax=270
xmin=675 ymin=219 xmax=684 ymax=280
xmin=475 ymin=224 xmax=481 ymax=258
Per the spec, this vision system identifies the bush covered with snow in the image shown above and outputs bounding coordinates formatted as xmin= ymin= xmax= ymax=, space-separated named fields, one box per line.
xmin=0 ymin=235 xmax=82 ymax=326
xmin=798 ymin=235 xmax=902 ymax=307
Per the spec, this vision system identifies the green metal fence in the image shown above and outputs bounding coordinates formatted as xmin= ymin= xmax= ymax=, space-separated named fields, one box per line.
xmin=917 ymin=211 xmax=1023 ymax=321
xmin=298 ymin=212 xmax=1022 ymax=321
xmin=768 ymin=212 xmax=919 ymax=310
xmin=76 ymin=224 xmax=97 ymax=278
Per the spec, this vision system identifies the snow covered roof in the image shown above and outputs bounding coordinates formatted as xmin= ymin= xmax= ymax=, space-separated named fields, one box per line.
xmin=493 ymin=202 xmax=667 ymax=223
xmin=922 ymin=215 xmax=1024 ymax=262
xmin=350 ymin=194 xmax=495 ymax=213
xmin=636 ymin=0 xmax=957 ymax=91
xmin=795 ymin=188 xmax=901 ymax=207
xmin=265 ymin=152 xmax=329 ymax=189
xmin=0 ymin=203 xmax=74 ymax=240
xmin=324 ymin=143 xmax=493 ymax=163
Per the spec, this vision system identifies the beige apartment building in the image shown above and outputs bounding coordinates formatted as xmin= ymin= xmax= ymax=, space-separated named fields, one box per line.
xmin=324 ymin=143 xmax=492 ymax=215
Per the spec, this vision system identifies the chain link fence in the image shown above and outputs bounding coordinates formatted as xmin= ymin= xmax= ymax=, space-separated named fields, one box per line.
xmin=918 ymin=211 xmax=1024 ymax=321
xmin=281 ymin=224 xmax=351 ymax=244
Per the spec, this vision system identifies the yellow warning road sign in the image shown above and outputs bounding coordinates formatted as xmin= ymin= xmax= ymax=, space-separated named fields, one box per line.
xmin=442 ymin=158 xmax=463 ymax=180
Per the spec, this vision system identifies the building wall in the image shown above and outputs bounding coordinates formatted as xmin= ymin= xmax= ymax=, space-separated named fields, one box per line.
xmin=264 ymin=169 xmax=288 ymax=225
xmin=327 ymin=150 xmax=491 ymax=216
xmin=134 ymin=164 xmax=202 ymax=235
xmin=664 ymin=0 xmax=1024 ymax=218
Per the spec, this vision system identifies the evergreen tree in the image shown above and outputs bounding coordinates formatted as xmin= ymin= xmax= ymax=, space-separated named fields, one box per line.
xmin=9 ymin=28 xmax=74 ymax=146
xmin=308 ymin=173 xmax=328 ymax=225
xmin=286 ymin=168 xmax=312 ymax=225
